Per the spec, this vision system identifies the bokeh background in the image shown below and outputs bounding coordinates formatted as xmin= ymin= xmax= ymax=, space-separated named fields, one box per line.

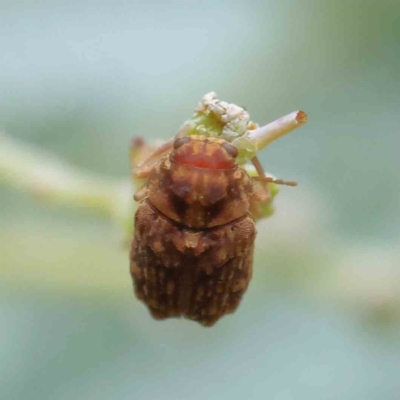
xmin=1 ymin=1 xmax=400 ymax=399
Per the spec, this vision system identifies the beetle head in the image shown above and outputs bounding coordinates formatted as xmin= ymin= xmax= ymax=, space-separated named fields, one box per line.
xmin=172 ymin=135 xmax=238 ymax=170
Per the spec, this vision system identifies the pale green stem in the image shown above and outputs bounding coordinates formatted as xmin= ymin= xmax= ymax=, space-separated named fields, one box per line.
xmin=0 ymin=133 xmax=134 ymax=231
xmin=248 ymin=111 xmax=308 ymax=150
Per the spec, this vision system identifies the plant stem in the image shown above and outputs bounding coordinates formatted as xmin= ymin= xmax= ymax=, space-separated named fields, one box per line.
xmin=0 ymin=133 xmax=134 ymax=229
xmin=248 ymin=111 xmax=308 ymax=150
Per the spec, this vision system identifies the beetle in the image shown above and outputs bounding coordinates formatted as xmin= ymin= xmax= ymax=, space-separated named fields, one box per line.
xmin=129 ymin=133 xmax=297 ymax=326
xmin=129 ymin=92 xmax=306 ymax=326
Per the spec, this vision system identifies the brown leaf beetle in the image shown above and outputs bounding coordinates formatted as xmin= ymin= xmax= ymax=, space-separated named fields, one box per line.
xmin=129 ymin=93 xmax=307 ymax=326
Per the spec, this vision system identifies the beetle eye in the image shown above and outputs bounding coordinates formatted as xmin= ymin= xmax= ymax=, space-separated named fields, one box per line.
xmin=222 ymin=142 xmax=238 ymax=158
xmin=173 ymin=136 xmax=191 ymax=149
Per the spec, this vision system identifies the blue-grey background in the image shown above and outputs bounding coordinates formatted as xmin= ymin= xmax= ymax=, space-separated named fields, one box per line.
xmin=1 ymin=1 xmax=400 ymax=399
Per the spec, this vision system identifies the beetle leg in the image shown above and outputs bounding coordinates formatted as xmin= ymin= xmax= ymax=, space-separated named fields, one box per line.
xmin=249 ymin=181 xmax=271 ymax=220
xmin=131 ymin=137 xmax=174 ymax=179
xmin=248 ymin=156 xmax=271 ymax=219
xmin=134 ymin=185 xmax=149 ymax=202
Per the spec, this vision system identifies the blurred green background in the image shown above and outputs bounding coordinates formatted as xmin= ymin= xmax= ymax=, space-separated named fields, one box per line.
xmin=1 ymin=1 xmax=400 ymax=399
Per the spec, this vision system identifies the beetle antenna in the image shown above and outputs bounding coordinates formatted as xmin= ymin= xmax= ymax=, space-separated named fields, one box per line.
xmin=251 ymin=156 xmax=266 ymax=179
xmin=251 ymin=156 xmax=271 ymax=199
xmin=251 ymin=156 xmax=297 ymax=187
xmin=252 ymin=176 xmax=298 ymax=187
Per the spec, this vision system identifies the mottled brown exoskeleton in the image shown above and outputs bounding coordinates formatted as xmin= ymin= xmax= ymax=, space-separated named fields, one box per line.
xmin=129 ymin=134 xmax=288 ymax=326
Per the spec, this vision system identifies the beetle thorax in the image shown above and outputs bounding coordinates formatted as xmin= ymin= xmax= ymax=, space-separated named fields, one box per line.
xmin=172 ymin=136 xmax=237 ymax=170
xmin=146 ymin=137 xmax=253 ymax=229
